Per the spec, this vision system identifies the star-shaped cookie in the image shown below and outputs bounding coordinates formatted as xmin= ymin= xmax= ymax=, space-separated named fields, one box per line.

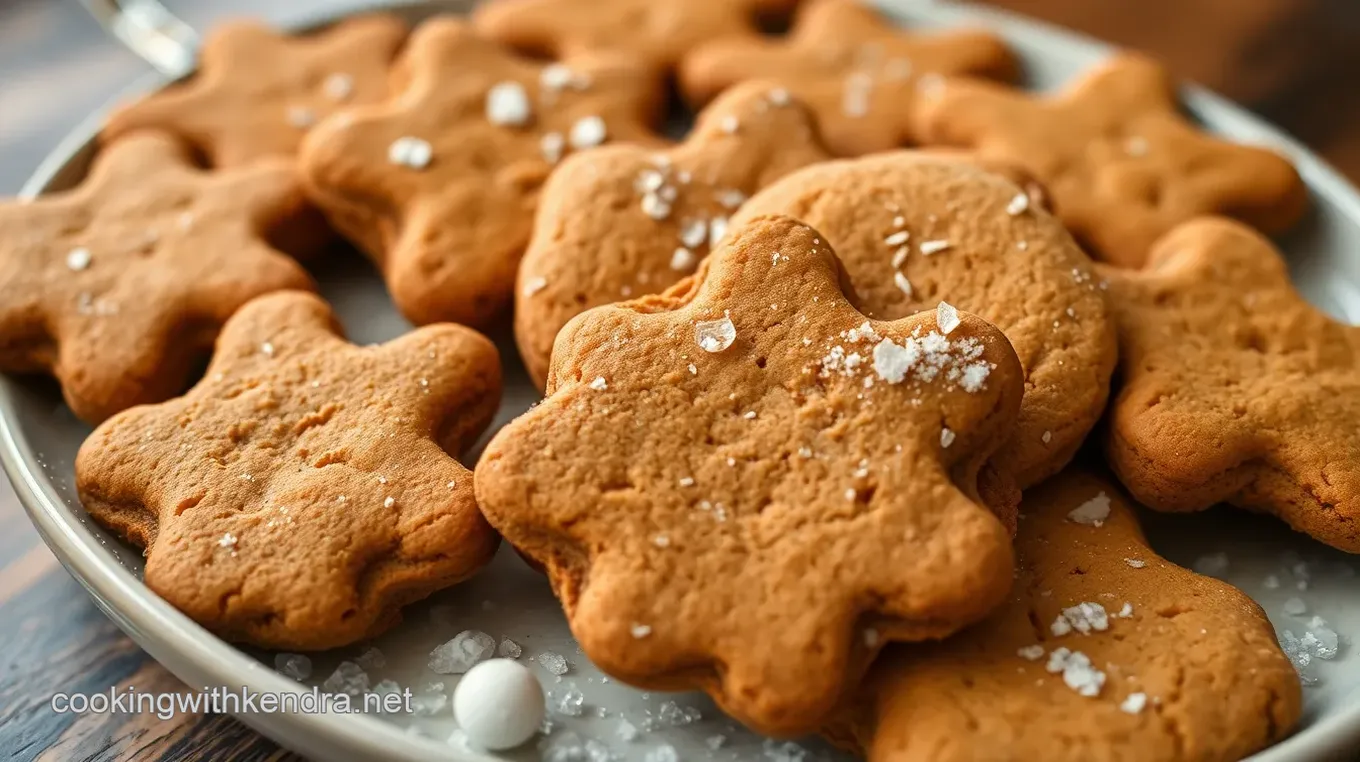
xmin=477 ymin=215 xmax=1025 ymax=735
xmin=0 ymin=131 xmax=317 ymax=424
xmin=516 ymin=81 xmax=833 ymax=388
xmin=1101 ymin=217 xmax=1360 ymax=551
xmin=103 ymin=14 xmax=408 ymax=167
xmin=472 ymin=0 xmax=797 ymax=72
xmin=916 ymin=53 xmax=1308 ymax=267
xmin=75 ymin=291 xmax=503 ymax=650
xmin=680 ymin=0 xmax=1019 ymax=156
xmin=828 ymin=471 xmax=1301 ymax=762
xmin=299 ymin=18 xmax=665 ymax=328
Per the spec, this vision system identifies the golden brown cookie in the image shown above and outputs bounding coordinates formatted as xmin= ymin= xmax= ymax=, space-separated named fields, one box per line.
xmin=828 ymin=470 xmax=1301 ymax=762
xmin=103 ymin=14 xmax=408 ymax=167
xmin=680 ymin=0 xmax=1018 ymax=157
xmin=1101 ymin=217 xmax=1360 ymax=552
xmin=915 ymin=53 xmax=1308 ymax=267
xmin=75 ymin=291 xmax=502 ymax=650
xmin=734 ymin=152 xmax=1117 ymax=500
xmin=477 ymin=215 xmax=1024 ymax=735
xmin=0 ymin=131 xmax=317 ymax=424
xmin=516 ymin=81 xmax=832 ymax=388
xmin=472 ymin=0 xmax=797 ymax=72
xmin=299 ymin=17 xmax=665 ymax=329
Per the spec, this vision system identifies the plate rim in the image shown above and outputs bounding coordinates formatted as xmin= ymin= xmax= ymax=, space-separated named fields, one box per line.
xmin=2 ymin=1 xmax=1358 ymax=760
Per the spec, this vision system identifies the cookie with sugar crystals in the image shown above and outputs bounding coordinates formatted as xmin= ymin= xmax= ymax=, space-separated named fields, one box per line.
xmin=734 ymin=151 xmax=1116 ymax=503
xmin=516 ymin=81 xmax=833 ymax=388
xmin=104 ymin=14 xmax=408 ymax=167
xmin=680 ymin=0 xmax=1018 ymax=157
xmin=915 ymin=53 xmax=1308 ymax=267
xmin=0 ymin=131 xmax=316 ymax=424
xmin=826 ymin=470 xmax=1301 ymax=762
xmin=76 ymin=291 xmax=502 ymax=650
xmin=1102 ymin=217 xmax=1360 ymax=552
xmin=477 ymin=215 xmax=1024 ymax=735
xmin=299 ymin=17 xmax=665 ymax=328
xmin=472 ymin=0 xmax=798 ymax=72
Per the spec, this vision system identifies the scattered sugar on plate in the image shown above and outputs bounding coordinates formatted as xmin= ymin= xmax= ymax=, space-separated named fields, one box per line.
xmin=274 ymin=653 xmax=312 ymax=681
xmin=1192 ymin=552 xmax=1230 ymax=578
xmin=322 ymin=661 xmax=370 ymax=697
xmin=429 ymin=630 xmax=496 ymax=674
xmin=555 ymin=687 xmax=586 ymax=717
xmin=498 ymin=638 xmax=523 ymax=659
xmin=537 ymin=651 xmax=570 ymax=676
xmin=1284 ymin=597 xmax=1308 ymax=616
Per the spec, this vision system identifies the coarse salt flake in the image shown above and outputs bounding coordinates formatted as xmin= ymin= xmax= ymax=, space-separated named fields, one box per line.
xmin=541 ymin=132 xmax=566 ymax=164
xmin=522 ymin=276 xmax=548 ymax=297
xmin=936 ymin=301 xmax=961 ymax=334
xmin=920 ymin=239 xmax=951 ymax=255
xmin=1068 ymin=492 xmax=1112 ymax=526
xmin=569 ymin=115 xmax=608 ymax=149
xmin=486 ymin=81 xmax=532 ymax=126
xmin=940 ymin=428 xmax=956 ymax=448
xmin=66 ymin=247 xmax=92 ymax=271
xmin=631 ymin=623 xmax=652 ymax=639
xmin=388 ymin=136 xmax=433 ymax=169
xmin=695 ymin=316 xmax=737 ymax=352
xmin=1017 ymin=645 xmax=1045 ymax=661
xmin=589 ymin=376 xmax=608 ymax=391
xmin=323 ymin=73 xmax=354 ymax=101
xmin=1121 ymin=692 xmax=1148 ymax=714
xmin=1007 ymin=192 xmax=1030 ymax=216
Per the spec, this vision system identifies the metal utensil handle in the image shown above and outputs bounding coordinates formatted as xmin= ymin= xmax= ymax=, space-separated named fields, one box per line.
xmin=80 ymin=0 xmax=199 ymax=77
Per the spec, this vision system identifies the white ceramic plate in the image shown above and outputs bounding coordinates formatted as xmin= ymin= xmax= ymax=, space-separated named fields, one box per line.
xmin=3 ymin=1 xmax=1358 ymax=760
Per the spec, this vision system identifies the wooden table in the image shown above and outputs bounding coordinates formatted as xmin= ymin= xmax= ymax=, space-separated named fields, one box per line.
xmin=1 ymin=0 xmax=1357 ymax=760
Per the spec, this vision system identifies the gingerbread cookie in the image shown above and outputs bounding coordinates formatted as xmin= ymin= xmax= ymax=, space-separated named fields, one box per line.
xmin=827 ymin=471 xmax=1301 ymax=762
xmin=477 ymin=215 xmax=1024 ymax=734
xmin=103 ymin=14 xmax=407 ymax=167
xmin=733 ymin=152 xmax=1116 ymax=498
xmin=1101 ymin=218 xmax=1360 ymax=552
xmin=680 ymin=0 xmax=1018 ymax=157
xmin=0 ymin=131 xmax=317 ymax=424
xmin=516 ymin=82 xmax=832 ymax=388
xmin=75 ymin=291 xmax=502 ymax=650
xmin=299 ymin=17 xmax=665 ymax=328
xmin=915 ymin=53 xmax=1308 ymax=267
xmin=472 ymin=0 xmax=796 ymax=73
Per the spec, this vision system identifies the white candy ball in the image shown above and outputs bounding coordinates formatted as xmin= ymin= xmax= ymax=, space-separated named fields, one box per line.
xmin=453 ymin=658 xmax=545 ymax=750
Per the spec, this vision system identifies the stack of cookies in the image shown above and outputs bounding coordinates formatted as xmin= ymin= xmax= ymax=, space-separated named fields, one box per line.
xmin=1 ymin=0 xmax=1354 ymax=759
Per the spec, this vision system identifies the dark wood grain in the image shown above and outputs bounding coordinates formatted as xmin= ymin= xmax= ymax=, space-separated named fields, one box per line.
xmin=0 ymin=481 xmax=303 ymax=762
xmin=0 ymin=1 xmax=1359 ymax=761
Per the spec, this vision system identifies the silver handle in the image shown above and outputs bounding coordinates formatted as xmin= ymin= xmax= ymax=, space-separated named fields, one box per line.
xmin=80 ymin=0 xmax=199 ymax=77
